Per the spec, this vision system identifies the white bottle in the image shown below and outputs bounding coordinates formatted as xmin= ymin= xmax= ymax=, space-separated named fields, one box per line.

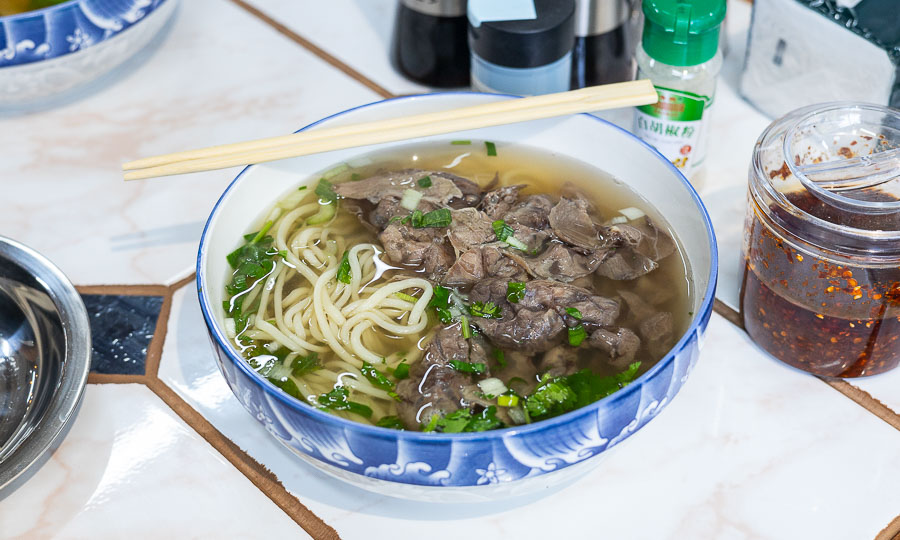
xmin=632 ymin=0 xmax=726 ymax=187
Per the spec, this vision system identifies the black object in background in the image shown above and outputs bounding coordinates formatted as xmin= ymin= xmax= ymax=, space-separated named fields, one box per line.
xmin=391 ymin=0 xmax=470 ymax=88
xmin=570 ymin=0 xmax=636 ymax=88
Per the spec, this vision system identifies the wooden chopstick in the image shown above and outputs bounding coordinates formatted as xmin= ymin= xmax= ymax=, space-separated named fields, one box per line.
xmin=122 ymin=80 xmax=657 ymax=181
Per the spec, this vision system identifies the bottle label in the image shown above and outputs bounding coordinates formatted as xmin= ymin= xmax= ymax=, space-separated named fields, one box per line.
xmin=633 ymin=86 xmax=712 ymax=175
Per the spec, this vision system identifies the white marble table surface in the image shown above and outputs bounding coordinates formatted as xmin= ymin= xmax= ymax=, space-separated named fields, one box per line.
xmin=2 ymin=1 xmax=899 ymax=539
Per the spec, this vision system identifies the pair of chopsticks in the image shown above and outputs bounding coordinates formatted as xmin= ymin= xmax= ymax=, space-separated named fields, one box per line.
xmin=122 ymin=80 xmax=657 ymax=181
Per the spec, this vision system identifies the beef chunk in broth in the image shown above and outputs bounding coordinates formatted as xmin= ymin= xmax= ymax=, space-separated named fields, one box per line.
xmin=588 ymin=327 xmax=641 ymax=370
xmin=536 ymin=346 xmax=579 ymax=378
xmin=334 ymin=169 xmax=464 ymax=205
xmin=619 ymin=290 xmax=675 ymax=358
xmin=468 ymin=278 xmax=619 ymax=353
xmin=480 ymin=184 xmax=526 ymax=220
xmin=395 ymin=324 xmax=490 ymax=429
xmin=596 ymin=218 xmax=677 ymax=281
xmin=443 ymin=245 xmax=526 ymax=288
xmin=505 ymin=242 xmax=603 ymax=283
xmin=378 ymin=223 xmax=455 ymax=279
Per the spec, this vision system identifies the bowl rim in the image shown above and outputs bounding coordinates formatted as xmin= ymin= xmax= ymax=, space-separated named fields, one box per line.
xmin=0 ymin=235 xmax=91 ymax=489
xmin=197 ymin=91 xmax=719 ymax=442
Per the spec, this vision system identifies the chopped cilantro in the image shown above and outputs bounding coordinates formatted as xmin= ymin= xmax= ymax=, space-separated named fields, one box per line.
xmin=506 ymin=282 xmax=526 ymax=303
xmin=568 ymin=325 xmax=587 ymax=347
xmin=336 ymin=251 xmax=352 ymax=284
xmin=469 ymin=301 xmax=501 ymax=319
xmin=268 ymin=375 xmax=303 ymax=400
xmin=315 ymin=178 xmax=337 ymax=203
xmin=423 ymin=406 xmax=504 ymax=433
xmin=361 ymin=361 xmax=399 ymax=401
xmin=565 ymin=307 xmax=583 ymax=320
xmin=376 ymin=416 xmax=405 ymax=430
xmin=317 ymin=386 xmax=373 ymax=419
xmin=525 ymin=362 xmax=641 ymax=421
xmin=291 ymin=352 xmax=320 ymax=377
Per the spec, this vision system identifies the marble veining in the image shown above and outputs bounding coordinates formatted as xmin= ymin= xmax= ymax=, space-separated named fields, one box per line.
xmin=82 ymin=294 xmax=163 ymax=375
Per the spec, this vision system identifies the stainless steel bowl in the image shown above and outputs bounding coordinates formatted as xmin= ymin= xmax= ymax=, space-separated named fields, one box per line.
xmin=0 ymin=236 xmax=90 ymax=493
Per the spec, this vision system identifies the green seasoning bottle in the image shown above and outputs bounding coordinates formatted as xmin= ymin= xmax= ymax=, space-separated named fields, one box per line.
xmin=633 ymin=0 xmax=725 ymax=186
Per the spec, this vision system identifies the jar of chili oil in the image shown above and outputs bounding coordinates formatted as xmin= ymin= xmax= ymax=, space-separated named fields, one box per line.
xmin=741 ymin=102 xmax=900 ymax=377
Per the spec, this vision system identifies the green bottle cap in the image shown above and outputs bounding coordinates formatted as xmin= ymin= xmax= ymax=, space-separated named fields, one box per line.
xmin=642 ymin=0 xmax=726 ymax=66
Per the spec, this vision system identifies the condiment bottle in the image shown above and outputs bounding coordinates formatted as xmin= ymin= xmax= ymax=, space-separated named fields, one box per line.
xmin=467 ymin=0 xmax=576 ymax=96
xmin=391 ymin=0 xmax=470 ymax=88
xmin=570 ymin=0 xmax=636 ymax=89
xmin=741 ymin=102 xmax=900 ymax=378
xmin=632 ymin=0 xmax=725 ymax=186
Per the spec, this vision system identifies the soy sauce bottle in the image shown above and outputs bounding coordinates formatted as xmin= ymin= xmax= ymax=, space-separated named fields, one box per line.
xmin=391 ymin=0 xmax=470 ymax=87
xmin=570 ymin=0 xmax=636 ymax=88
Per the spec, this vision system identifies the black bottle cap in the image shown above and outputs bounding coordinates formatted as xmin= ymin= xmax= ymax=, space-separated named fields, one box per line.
xmin=468 ymin=0 xmax=576 ymax=69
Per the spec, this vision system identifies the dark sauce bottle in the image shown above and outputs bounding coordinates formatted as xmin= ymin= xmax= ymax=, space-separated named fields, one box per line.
xmin=391 ymin=0 xmax=470 ymax=88
xmin=570 ymin=0 xmax=636 ymax=88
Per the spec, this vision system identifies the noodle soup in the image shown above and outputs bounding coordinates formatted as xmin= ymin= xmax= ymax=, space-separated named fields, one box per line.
xmin=222 ymin=141 xmax=692 ymax=432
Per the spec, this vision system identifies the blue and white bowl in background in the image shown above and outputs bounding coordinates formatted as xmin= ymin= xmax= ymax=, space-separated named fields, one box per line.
xmin=0 ymin=0 xmax=176 ymax=105
xmin=197 ymin=93 xmax=718 ymax=502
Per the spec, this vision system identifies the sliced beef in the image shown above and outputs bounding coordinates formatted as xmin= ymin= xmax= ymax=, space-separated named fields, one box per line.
xmin=480 ymin=185 xmax=525 ymax=220
xmin=395 ymin=324 xmax=489 ymax=429
xmin=446 ymin=174 xmax=483 ymax=209
xmin=505 ymin=194 xmax=554 ymax=230
xmin=595 ymin=218 xmax=677 ymax=280
xmin=468 ymin=278 xmax=619 ymax=353
xmin=378 ymin=223 xmax=454 ymax=279
xmin=333 ymin=169 xmax=463 ymax=206
xmin=505 ymin=242 xmax=603 ymax=283
xmin=443 ymin=245 xmax=526 ymax=288
xmin=619 ymin=290 xmax=675 ymax=358
xmin=447 ymin=208 xmax=496 ymax=253
xmin=589 ymin=327 xmax=641 ymax=370
xmin=549 ymin=197 xmax=603 ymax=251
xmin=536 ymin=346 xmax=579 ymax=378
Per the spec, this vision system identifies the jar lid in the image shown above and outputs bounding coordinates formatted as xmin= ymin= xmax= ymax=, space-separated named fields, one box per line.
xmin=641 ymin=0 xmax=725 ymax=66
xmin=751 ymin=102 xmax=900 ymax=262
xmin=468 ymin=0 xmax=576 ymax=69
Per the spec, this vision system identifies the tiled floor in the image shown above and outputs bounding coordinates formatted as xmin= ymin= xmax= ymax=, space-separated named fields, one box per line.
xmin=3 ymin=0 xmax=900 ymax=539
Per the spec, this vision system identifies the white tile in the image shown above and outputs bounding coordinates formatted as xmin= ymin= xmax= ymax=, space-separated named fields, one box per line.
xmin=1 ymin=0 xmax=379 ymax=286
xmin=242 ymin=0 xmax=432 ymax=96
xmin=0 ymin=384 xmax=308 ymax=540
xmin=161 ymin=282 xmax=900 ymax=540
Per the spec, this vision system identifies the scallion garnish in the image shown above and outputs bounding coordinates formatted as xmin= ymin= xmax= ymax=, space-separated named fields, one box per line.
xmin=336 ymin=251 xmax=352 ymax=284
xmin=460 ymin=315 xmax=472 ymax=339
xmin=411 ymin=208 xmax=452 ymax=228
xmin=497 ymin=394 xmax=519 ymax=407
xmin=418 ymin=176 xmax=433 ymax=188
xmin=451 ymin=140 xmax=471 ymax=145
xmin=449 ymin=359 xmax=485 ymax=374
xmin=317 ymin=386 xmax=373 ymax=419
xmin=315 ymin=178 xmax=337 ymax=203
xmin=485 ymin=141 xmax=497 ymax=156
xmin=393 ymin=362 xmax=410 ymax=380
xmin=565 ymin=307 xmax=583 ymax=320
xmin=394 ymin=292 xmax=418 ymax=304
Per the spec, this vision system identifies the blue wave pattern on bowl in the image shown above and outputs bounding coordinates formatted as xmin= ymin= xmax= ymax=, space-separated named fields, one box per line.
xmin=0 ymin=0 xmax=167 ymax=67
xmin=206 ymin=305 xmax=710 ymax=487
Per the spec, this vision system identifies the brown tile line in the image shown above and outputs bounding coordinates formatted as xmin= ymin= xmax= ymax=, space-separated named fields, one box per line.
xmin=228 ymin=0 xmax=394 ymax=100
xmin=144 ymin=284 xmax=174 ymax=379
xmin=76 ymin=284 xmax=170 ymax=296
xmin=876 ymin=514 xmax=900 ymax=540
xmin=144 ymin=378 xmax=341 ymax=540
xmin=713 ymin=298 xmax=900 ymax=432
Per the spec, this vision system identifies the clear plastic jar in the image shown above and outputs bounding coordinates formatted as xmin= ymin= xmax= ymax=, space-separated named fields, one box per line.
xmin=740 ymin=102 xmax=900 ymax=377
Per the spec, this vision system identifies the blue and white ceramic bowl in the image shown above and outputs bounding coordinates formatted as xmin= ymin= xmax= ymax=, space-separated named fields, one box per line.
xmin=198 ymin=93 xmax=718 ymax=502
xmin=0 ymin=0 xmax=176 ymax=105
